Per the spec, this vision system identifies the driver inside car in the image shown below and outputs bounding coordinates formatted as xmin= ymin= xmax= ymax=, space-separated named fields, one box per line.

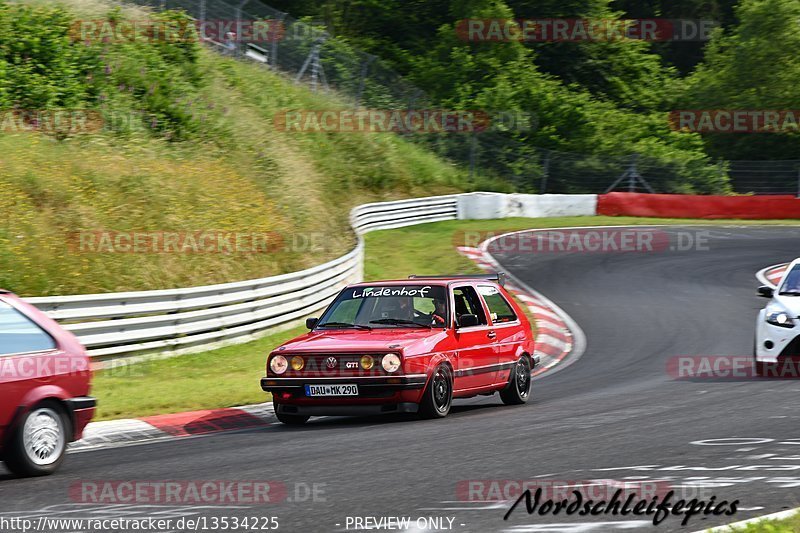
xmin=429 ymin=298 xmax=446 ymax=326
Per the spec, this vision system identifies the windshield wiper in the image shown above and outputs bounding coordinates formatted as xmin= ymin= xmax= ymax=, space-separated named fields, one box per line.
xmin=779 ymin=290 xmax=800 ymax=296
xmin=317 ymin=321 xmax=371 ymax=330
xmin=369 ymin=318 xmax=431 ymax=328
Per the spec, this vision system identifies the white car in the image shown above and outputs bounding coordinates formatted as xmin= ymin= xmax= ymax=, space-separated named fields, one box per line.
xmin=755 ymin=258 xmax=800 ymax=375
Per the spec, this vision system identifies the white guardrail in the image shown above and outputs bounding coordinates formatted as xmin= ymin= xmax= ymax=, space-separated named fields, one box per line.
xmin=23 ymin=193 xmax=596 ymax=359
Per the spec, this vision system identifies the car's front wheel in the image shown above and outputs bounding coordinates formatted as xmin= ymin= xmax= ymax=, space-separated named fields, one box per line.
xmin=419 ymin=364 xmax=453 ymax=419
xmin=500 ymin=355 xmax=532 ymax=405
xmin=4 ymin=402 xmax=69 ymax=477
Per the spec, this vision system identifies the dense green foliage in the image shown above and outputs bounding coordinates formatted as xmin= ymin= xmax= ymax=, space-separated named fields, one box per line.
xmin=0 ymin=3 xmax=207 ymax=138
xmin=1 ymin=0 xmax=797 ymax=201
xmin=681 ymin=0 xmax=800 ymax=159
xmin=267 ymin=0 xmax=798 ymax=167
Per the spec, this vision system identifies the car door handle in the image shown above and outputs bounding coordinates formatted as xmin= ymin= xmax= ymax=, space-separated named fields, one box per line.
xmin=487 ymin=331 xmax=497 ymax=339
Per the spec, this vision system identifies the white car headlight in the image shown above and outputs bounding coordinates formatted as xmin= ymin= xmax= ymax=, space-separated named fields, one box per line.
xmin=382 ymin=353 xmax=401 ymax=373
xmin=270 ymin=355 xmax=289 ymax=374
xmin=766 ymin=304 xmax=796 ymax=328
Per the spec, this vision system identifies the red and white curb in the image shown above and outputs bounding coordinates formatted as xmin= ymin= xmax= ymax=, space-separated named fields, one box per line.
xmin=757 ymin=263 xmax=788 ymax=288
xmin=70 ymin=404 xmax=277 ymax=452
xmin=458 ymin=244 xmax=579 ymax=378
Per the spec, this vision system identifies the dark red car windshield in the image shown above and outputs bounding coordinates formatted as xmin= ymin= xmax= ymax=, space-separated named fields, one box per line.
xmin=318 ymin=285 xmax=448 ymax=328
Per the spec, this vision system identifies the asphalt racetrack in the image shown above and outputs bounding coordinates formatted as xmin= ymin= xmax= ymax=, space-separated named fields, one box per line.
xmin=2 ymin=225 xmax=800 ymax=533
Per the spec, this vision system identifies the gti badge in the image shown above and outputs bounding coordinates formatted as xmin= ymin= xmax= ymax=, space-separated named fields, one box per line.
xmin=325 ymin=356 xmax=338 ymax=369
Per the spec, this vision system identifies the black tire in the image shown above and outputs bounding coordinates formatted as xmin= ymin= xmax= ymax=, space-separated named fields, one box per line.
xmin=275 ymin=411 xmax=310 ymax=425
xmin=418 ymin=364 xmax=453 ymax=419
xmin=4 ymin=402 xmax=69 ymax=477
xmin=500 ymin=355 xmax=532 ymax=405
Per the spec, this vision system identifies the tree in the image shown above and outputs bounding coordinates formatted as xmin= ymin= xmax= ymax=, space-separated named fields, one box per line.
xmin=682 ymin=0 xmax=800 ymax=160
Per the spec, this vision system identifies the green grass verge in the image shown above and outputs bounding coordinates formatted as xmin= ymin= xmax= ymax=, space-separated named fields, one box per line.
xmin=709 ymin=510 xmax=800 ymax=532
xmin=92 ymin=215 xmax=800 ymax=420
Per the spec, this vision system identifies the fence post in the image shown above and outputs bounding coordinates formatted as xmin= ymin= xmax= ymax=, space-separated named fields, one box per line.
xmin=539 ymin=149 xmax=550 ymax=194
xmin=628 ymin=154 xmax=639 ymax=192
xmin=469 ymin=134 xmax=478 ymax=180
xmin=355 ymin=55 xmax=375 ymax=109
xmin=271 ymin=12 xmax=286 ymax=68
xmin=235 ymin=0 xmax=251 ymax=58
xmin=296 ymin=38 xmax=326 ymax=91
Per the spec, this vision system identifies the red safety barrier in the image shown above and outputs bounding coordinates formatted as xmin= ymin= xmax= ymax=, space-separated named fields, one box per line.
xmin=597 ymin=192 xmax=800 ymax=219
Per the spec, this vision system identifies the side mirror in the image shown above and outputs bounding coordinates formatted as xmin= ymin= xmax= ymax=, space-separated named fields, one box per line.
xmin=306 ymin=317 xmax=319 ymax=329
xmin=757 ymin=286 xmax=774 ymax=298
xmin=458 ymin=314 xmax=479 ymax=328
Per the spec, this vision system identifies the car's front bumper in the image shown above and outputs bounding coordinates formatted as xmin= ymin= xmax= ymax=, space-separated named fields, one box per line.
xmin=275 ymin=402 xmax=419 ymax=416
xmin=261 ymin=374 xmax=428 ymax=392
xmin=755 ymin=309 xmax=800 ymax=363
xmin=262 ymin=374 xmax=428 ymax=414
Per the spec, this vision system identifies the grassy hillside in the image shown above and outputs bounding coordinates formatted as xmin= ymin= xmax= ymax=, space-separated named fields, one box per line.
xmin=0 ymin=0 xmax=506 ymax=296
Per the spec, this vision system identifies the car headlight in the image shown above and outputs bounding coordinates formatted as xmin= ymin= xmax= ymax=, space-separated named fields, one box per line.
xmin=270 ymin=355 xmax=288 ymax=374
xmin=382 ymin=353 xmax=401 ymax=373
xmin=290 ymin=356 xmax=305 ymax=371
xmin=766 ymin=304 xmax=796 ymax=328
xmin=360 ymin=355 xmax=374 ymax=370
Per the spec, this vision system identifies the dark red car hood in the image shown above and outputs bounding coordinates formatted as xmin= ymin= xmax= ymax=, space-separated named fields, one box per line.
xmin=276 ymin=328 xmax=448 ymax=356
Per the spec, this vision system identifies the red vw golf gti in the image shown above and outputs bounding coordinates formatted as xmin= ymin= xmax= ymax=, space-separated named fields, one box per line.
xmin=0 ymin=291 xmax=96 ymax=476
xmin=261 ymin=274 xmax=537 ymax=424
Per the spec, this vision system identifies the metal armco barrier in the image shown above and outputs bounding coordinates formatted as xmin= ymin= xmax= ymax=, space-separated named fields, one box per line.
xmin=25 ymin=194 xmax=464 ymax=359
xmin=25 ymin=193 xmax=597 ymax=359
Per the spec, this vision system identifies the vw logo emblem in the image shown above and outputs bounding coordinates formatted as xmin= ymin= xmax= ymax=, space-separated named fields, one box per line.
xmin=325 ymin=356 xmax=338 ymax=369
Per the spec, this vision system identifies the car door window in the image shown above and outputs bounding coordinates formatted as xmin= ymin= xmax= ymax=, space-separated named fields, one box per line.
xmin=452 ymin=286 xmax=487 ymax=326
xmin=478 ymin=285 xmax=518 ymax=324
xmin=0 ymin=301 xmax=56 ymax=356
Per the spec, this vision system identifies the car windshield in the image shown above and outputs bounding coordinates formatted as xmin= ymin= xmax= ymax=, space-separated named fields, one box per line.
xmin=318 ymin=285 xmax=448 ymax=329
xmin=780 ymin=266 xmax=800 ymax=295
